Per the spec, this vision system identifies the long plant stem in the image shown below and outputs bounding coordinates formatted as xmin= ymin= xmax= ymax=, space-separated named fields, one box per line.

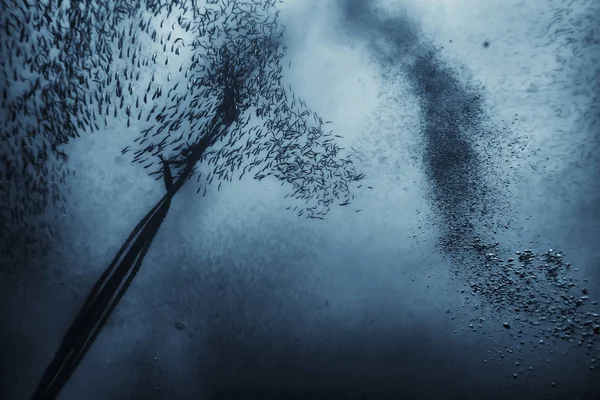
xmin=31 ymin=116 xmax=229 ymax=400
xmin=32 ymin=194 xmax=172 ymax=399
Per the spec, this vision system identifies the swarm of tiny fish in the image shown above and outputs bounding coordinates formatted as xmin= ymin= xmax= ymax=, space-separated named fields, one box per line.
xmin=122 ymin=0 xmax=365 ymax=219
xmin=0 ymin=0 xmax=365 ymax=270
xmin=1 ymin=0 xmax=138 ymax=269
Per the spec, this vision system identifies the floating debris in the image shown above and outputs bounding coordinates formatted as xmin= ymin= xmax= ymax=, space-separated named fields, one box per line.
xmin=463 ymin=237 xmax=600 ymax=370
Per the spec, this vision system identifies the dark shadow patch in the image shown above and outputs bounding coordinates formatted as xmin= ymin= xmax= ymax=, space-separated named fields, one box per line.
xmin=121 ymin=281 xmax=600 ymax=400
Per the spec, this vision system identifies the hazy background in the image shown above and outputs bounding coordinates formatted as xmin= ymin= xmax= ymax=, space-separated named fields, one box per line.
xmin=1 ymin=0 xmax=599 ymax=399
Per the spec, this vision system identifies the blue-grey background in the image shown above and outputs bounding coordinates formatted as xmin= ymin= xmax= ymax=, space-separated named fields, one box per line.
xmin=1 ymin=0 xmax=599 ymax=399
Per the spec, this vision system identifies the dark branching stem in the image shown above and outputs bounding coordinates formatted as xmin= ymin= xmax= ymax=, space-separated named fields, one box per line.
xmin=31 ymin=109 xmax=233 ymax=400
xmin=33 ymin=193 xmax=172 ymax=400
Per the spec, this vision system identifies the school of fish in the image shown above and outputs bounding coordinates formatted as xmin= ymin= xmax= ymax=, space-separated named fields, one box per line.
xmin=0 ymin=0 xmax=366 ymax=269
